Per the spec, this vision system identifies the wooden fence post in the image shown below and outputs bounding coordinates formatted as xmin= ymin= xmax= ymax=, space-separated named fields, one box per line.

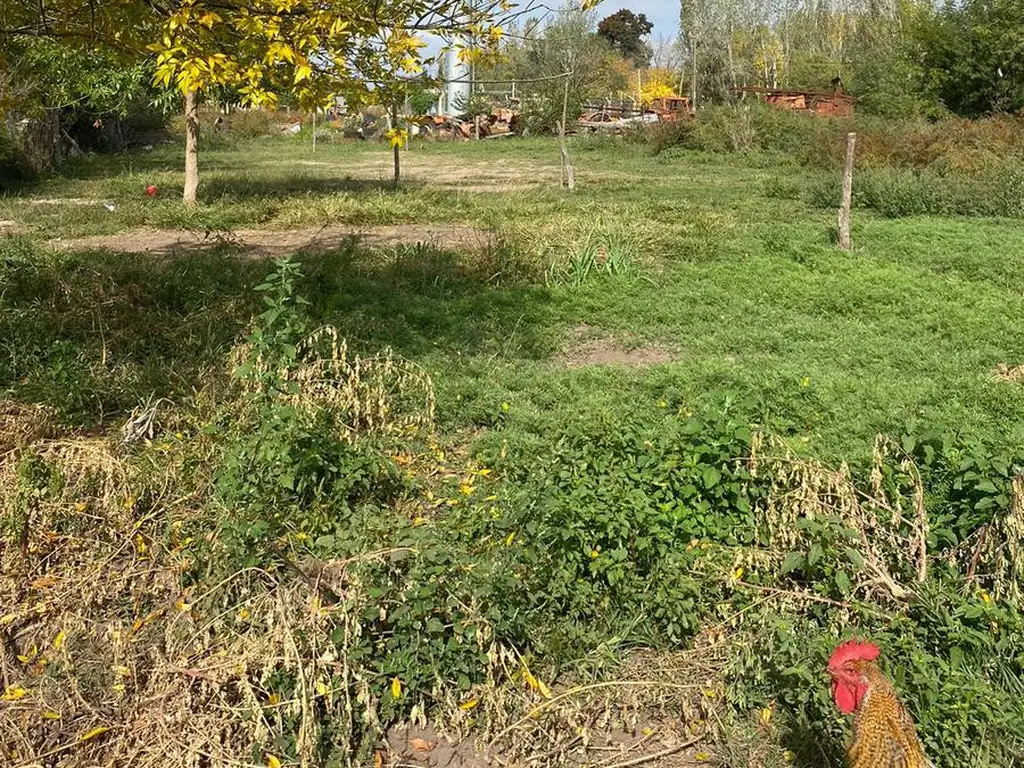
xmin=838 ymin=132 xmax=856 ymax=250
xmin=558 ymin=73 xmax=575 ymax=191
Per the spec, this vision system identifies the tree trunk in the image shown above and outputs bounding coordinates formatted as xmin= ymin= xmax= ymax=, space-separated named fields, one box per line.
xmin=690 ymin=42 xmax=698 ymax=112
xmin=184 ymin=90 xmax=199 ymax=205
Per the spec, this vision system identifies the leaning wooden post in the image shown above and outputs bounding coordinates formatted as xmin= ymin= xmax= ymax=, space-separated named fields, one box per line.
xmin=558 ymin=73 xmax=575 ymax=191
xmin=838 ymin=132 xmax=856 ymax=250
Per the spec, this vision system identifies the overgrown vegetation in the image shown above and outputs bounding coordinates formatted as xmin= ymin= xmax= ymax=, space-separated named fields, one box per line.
xmin=2 ymin=132 xmax=1024 ymax=766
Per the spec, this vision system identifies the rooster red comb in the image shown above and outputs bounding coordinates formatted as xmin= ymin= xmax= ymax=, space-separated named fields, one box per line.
xmin=828 ymin=639 xmax=880 ymax=672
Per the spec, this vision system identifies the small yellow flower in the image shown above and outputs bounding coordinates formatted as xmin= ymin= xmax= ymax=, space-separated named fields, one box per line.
xmin=74 ymin=502 xmax=88 ymax=512
xmin=266 ymin=755 xmax=282 ymax=768
xmin=657 ymin=400 xmax=668 ymax=408
xmin=237 ymin=608 xmax=251 ymax=621
xmin=459 ymin=482 xmax=475 ymax=496
xmin=732 ymin=567 xmax=745 ymax=581
xmin=391 ymin=677 xmax=402 ymax=699
xmin=500 ymin=402 xmax=510 ymax=412
xmin=799 ymin=376 xmax=811 ymax=388
xmin=980 ymin=590 xmax=992 ymax=604
xmin=1 ymin=685 xmax=28 ymax=701
xmin=695 ymin=753 xmax=710 ymax=762
xmin=267 ymin=692 xmax=280 ymax=706
xmin=590 ymin=549 xmax=600 ymax=559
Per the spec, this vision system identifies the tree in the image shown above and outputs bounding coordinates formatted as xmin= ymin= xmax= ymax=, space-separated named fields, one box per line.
xmin=597 ymin=9 xmax=654 ymax=67
xmin=473 ymin=9 xmax=629 ymax=133
xmin=919 ymin=0 xmax=1024 ymax=116
xmin=2 ymin=0 xmax=526 ymax=203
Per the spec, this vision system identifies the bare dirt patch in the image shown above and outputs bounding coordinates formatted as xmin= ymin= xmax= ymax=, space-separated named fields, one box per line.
xmin=383 ymin=721 xmax=708 ymax=768
xmin=560 ymin=325 xmax=674 ymax=368
xmin=49 ymin=223 xmax=492 ymax=257
xmin=286 ymin=154 xmax=562 ymax=193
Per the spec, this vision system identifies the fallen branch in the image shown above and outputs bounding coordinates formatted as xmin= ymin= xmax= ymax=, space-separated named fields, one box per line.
xmin=600 ymin=733 xmax=704 ymax=768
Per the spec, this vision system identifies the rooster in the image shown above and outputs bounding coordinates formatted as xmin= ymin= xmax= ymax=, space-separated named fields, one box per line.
xmin=827 ymin=640 xmax=932 ymax=768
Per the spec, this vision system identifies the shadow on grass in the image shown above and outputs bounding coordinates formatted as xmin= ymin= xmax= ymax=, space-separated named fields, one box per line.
xmin=198 ymin=175 xmax=423 ymax=201
xmin=0 ymin=237 xmax=555 ymax=427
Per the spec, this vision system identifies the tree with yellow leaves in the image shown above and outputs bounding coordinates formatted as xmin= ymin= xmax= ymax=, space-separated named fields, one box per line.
xmin=2 ymin=0 xmax=543 ymax=202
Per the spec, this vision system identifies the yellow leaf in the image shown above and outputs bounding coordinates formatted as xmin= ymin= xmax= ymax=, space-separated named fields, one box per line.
xmin=759 ymin=706 xmax=773 ymax=725
xmin=267 ymin=693 xmax=280 ymax=706
xmin=523 ymin=670 xmax=538 ymax=690
xmin=505 ymin=531 xmax=516 ymax=546
xmin=266 ymin=755 xmax=282 ymax=768
xmin=79 ymin=726 xmax=109 ymax=742
xmin=315 ymin=680 xmax=329 ymax=696
xmin=1 ymin=685 xmax=28 ymax=701
xmin=536 ymin=677 xmax=552 ymax=699
xmin=0 ymin=613 xmax=17 ymax=626
xmin=391 ymin=677 xmax=402 ymax=699
xmin=41 ymin=710 xmax=61 ymax=720
xmin=459 ymin=698 xmax=479 ymax=710
xmin=175 ymin=598 xmax=191 ymax=613
xmin=732 ymin=567 xmax=744 ymax=581
xmin=294 ymin=64 xmax=312 ymax=83
xmin=580 ymin=0 xmax=603 ymax=9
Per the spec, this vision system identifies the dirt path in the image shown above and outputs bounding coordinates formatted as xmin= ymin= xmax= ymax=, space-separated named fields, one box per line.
xmin=49 ymin=223 xmax=493 ymax=256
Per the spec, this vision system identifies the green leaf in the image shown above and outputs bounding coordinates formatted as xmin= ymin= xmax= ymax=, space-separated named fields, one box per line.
xmin=834 ymin=570 xmax=851 ymax=594
xmin=808 ymin=543 xmax=823 ymax=566
xmin=781 ymin=552 xmax=805 ymax=574
xmin=702 ymin=466 xmax=721 ymax=488
xmin=844 ymin=548 xmax=865 ymax=569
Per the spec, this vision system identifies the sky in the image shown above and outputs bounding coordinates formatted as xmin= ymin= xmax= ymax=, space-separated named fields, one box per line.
xmin=616 ymin=1 xmax=679 ymax=42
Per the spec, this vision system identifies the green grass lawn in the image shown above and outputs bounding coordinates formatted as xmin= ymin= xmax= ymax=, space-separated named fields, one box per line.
xmin=5 ymin=134 xmax=1022 ymax=458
